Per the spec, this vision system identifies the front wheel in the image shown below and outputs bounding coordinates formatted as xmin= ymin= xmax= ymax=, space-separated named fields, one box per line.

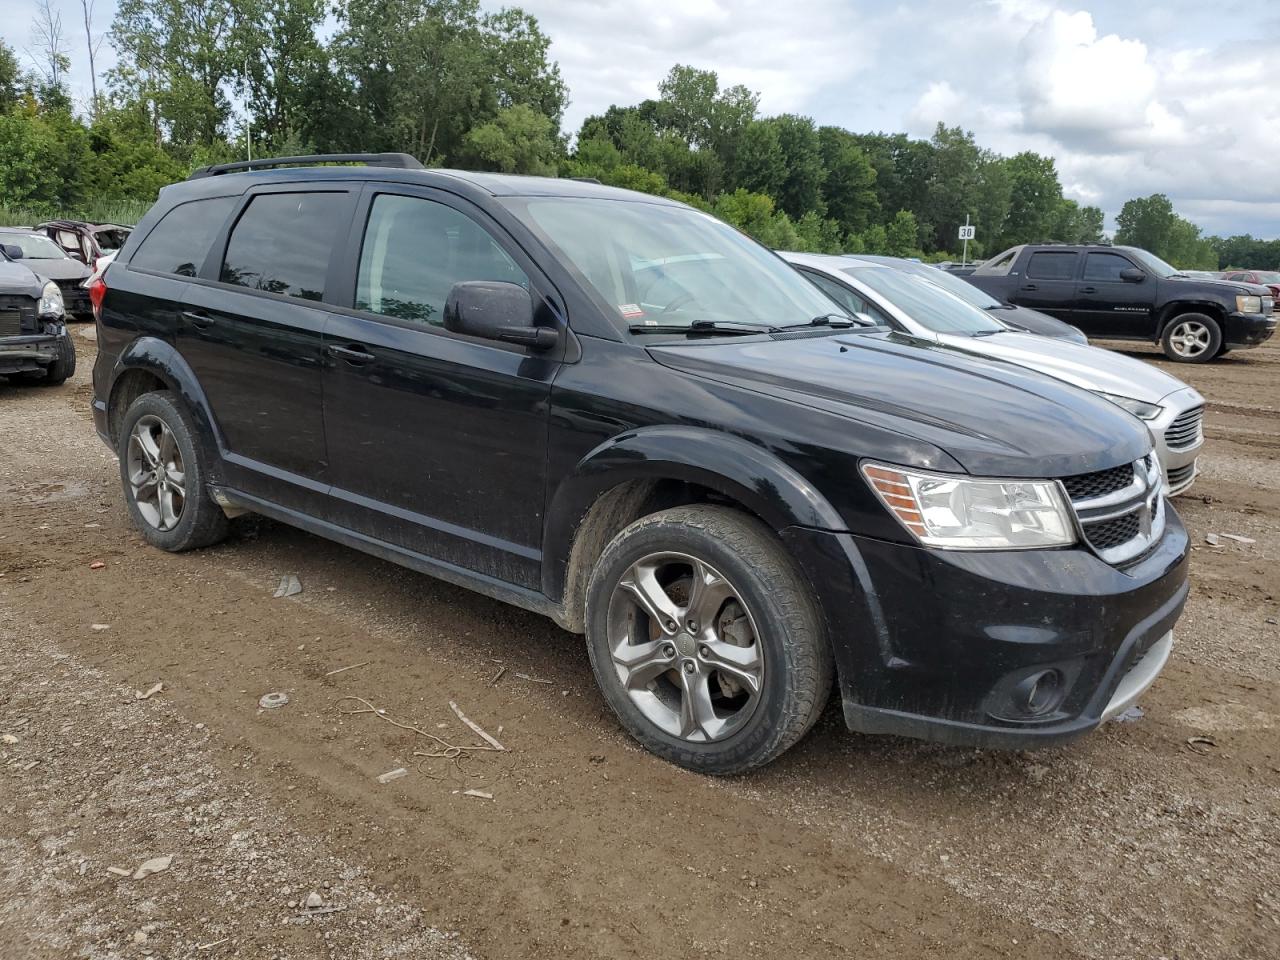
xmin=584 ymin=505 xmax=832 ymax=775
xmin=1161 ymin=313 xmax=1222 ymax=363
xmin=43 ymin=333 xmax=76 ymax=385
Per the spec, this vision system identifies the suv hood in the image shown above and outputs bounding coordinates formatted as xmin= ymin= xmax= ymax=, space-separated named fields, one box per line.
xmin=649 ymin=331 xmax=1151 ymax=479
xmin=938 ymin=330 xmax=1193 ymax=404
xmin=0 ymin=259 xmax=44 ymax=298
xmin=1169 ymin=275 xmax=1272 ymax=298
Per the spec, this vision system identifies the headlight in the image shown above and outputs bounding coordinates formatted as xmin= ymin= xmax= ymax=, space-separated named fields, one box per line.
xmin=37 ymin=281 xmax=64 ymax=318
xmin=862 ymin=462 xmax=1076 ymax=549
xmin=1094 ymin=392 xmax=1163 ymax=420
xmin=1236 ymin=295 xmax=1262 ymax=314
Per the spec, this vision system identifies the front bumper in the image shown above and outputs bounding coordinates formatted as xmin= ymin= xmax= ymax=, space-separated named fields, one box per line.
xmin=1223 ymin=311 xmax=1276 ymax=348
xmin=0 ymin=332 xmax=62 ymax=373
xmin=1148 ymin=386 xmax=1204 ymax=496
xmin=782 ymin=505 xmax=1189 ymax=749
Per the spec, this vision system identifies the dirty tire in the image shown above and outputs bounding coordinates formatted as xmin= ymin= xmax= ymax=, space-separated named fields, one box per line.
xmin=1161 ymin=312 xmax=1222 ymax=363
xmin=118 ymin=390 xmax=229 ymax=552
xmin=43 ymin=333 xmax=76 ymax=385
xmin=585 ymin=505 xmax=832 ymax=775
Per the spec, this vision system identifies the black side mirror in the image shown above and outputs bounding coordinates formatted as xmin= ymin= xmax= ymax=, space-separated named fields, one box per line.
xmin=443 ymin=280 xmax=558 ymax=350
xmin=1119 ymin=267 xmax=1145 ymax=283
xmin=1 ymin=244 xmax=23 ymax=260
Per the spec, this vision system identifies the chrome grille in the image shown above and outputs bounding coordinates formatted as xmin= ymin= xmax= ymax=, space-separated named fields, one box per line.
xmin=1166 ymin=461 xmax=1197 ymax=495
xmin=1164 ymin=405 xmax=1204 ymax=450
xmin=1062 ymin=455 xmax=1164 ymax=565
xmin=1061 ymin=465 xmax=1134 ymax=501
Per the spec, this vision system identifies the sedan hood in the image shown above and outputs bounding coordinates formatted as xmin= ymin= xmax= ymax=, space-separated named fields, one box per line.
xmin=938 ymin=330 xmax=1193 ymax=404
xmin=20 ymin=257 xmax=91 ymax=282
xmin=0 ymin=259 xmax=44 ymax=298
xmin=649 ymin=331 xmax=1151 ymax=479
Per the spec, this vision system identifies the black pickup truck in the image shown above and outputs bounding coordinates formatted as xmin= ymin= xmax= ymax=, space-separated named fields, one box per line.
xmin=966 ymin=244 xmax=1277 ymax=362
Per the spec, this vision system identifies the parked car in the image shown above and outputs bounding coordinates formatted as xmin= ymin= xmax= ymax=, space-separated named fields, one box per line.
xmin=784 ymin=252 xmax=1204 ymax=496
xmin=846 ymin=253 xmax=1088 ymax=342
xmin=965 ymin=243 xmax=1276 ymax=362
xmin=0 ymin=241 xmax=76 ymax=385
xmin=0 ymin=228 xmax=94 ymax=319
xmin=1220 ymin=269 xmax=1280 ymax=301
xmin=90 ymin=154 xmax=1188 ymax=773
xmin=35 ymin=219 xmax=134 ymax=265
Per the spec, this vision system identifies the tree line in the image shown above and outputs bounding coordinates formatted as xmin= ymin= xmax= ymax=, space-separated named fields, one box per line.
xmin=1 ymin=0 xmax=1275 ymax=269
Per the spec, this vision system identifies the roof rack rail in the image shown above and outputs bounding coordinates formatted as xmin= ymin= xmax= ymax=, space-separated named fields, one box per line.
xmin=188 ymin=152 xmax=424 ymax=180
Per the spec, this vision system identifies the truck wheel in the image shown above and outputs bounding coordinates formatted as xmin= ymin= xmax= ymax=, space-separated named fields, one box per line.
xmin=584 ymin=505 xmax=832 ymax=775
xmin=1161 ymin=313 xmax=1222 ymax=363
xmin=43 ymin=333 xmax=76 ymax=385
xmin=118 ymin=391 xmax=229 ymax=552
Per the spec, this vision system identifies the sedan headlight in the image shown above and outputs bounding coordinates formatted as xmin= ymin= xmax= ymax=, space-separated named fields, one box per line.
xmin=863 ymin=462 xmax=1076 ymax=549
xmin=1236 ymin=294 xmax=1262 ymax=314
xmin=1094 ymin=391 xmax=1163 ymax=420
xmin=37 ymin=281 xmax=64 ymax=318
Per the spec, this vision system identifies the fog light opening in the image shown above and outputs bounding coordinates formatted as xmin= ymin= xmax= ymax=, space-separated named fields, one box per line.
xmin=1015 ymin=669 xmax=1064 ymax=717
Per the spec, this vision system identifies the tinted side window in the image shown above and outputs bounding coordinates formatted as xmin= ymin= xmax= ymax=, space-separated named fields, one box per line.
xmin=1025 ymin=251 xmax=1077 ymax=281
xmin=221 ymin=193 xmax=345 ymax=301
xmin=804 ymin=271 xmax=874 ymax=319
xmin=1083 ymin=252 xmax=1135 ymax=282
xmin=355 ymin=194 xmax=528 ymax=326
xmin=131 ymin=197 xmax=236 ymax=278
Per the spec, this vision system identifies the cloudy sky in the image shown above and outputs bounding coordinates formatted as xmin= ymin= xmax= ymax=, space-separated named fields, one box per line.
xmin=10 ymin=0 xmax=1279 ymax=237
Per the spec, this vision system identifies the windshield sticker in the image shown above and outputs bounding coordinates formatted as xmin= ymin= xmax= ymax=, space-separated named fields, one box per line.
xmin=618 ymin=303 xmax=645 ymax=319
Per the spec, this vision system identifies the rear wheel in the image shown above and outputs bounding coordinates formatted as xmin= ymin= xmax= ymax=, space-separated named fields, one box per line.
xmin=1161 ymin=313 xmax=1222 ymax=363
xmin=584 ymin=505 xmax=832 ymax=775
xmin=118 ymin=391 xmax=228 ymax=552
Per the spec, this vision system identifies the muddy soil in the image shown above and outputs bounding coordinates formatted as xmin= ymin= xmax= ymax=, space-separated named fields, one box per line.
xmin=1 ymin=332 xmax=1276 ymax=960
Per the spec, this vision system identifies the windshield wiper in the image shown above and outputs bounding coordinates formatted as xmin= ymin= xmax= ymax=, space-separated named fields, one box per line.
xmin=628 ymin=319 xmax=783 ymax=336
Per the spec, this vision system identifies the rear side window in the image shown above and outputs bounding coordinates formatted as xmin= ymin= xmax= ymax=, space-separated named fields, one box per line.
xmin=355 ymin=194 xmax=528 ymax=325
xmin=1083 ymin=252 xmax=1135 ymax=282
xmin=1025 ymin=251 xmax=1077 ymax=281
xmin=803 ymin=271 xmax=883 ymax=322
xmin=220 ymin=192 xmax=345 ymax=301
xmin=130 ymin=197 xmax=235 ymax=277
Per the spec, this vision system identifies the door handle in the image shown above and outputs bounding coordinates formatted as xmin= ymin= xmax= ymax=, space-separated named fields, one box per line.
xmin=182 ymin=310 xmax=216 ymax=329
xmin=327 ymin=343 xmax=376 ymax=364
xmin=1021 ymin=283 xmax=1037 ymax=291
xmin=1080 ymin=286 xmax=1097 ymax=294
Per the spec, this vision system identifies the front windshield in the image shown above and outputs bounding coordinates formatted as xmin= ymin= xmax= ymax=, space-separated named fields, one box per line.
xmin=840 ymin=266 xmax=1007 ymax=335
xmin=1 ymin=234 xmax=67 ymax=259
xmin=886 ymin=260 xmax=1001 ymax=308
xmin=1123 ymin=247 xmax=1177 ymax=278
xmin=510 ymin=198 xmax=844 ymax=330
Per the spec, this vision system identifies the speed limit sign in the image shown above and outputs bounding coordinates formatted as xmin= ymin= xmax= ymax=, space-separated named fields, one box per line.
xmin=958 ymin=225 xmax=976 ymax=240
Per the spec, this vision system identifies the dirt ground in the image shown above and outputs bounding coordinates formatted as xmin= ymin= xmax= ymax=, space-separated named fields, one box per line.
xmin=1 ymin=330 xmax=1276 ymax=960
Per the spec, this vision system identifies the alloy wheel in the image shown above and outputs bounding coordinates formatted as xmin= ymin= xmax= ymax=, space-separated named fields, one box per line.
xmin=1169 ymin=320 xmax=1212 ymax=359
xmin=605 ymin=551 xmax=764 ymax=743
xmin=126 ymin=415 xmax=187 ymax=531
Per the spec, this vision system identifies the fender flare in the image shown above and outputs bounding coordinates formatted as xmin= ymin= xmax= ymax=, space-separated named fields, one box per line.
xmin=107 ymin=337 xmax=226 ymax=469
xmin=1155 ymin=300 xmax=1226 ymax=334
xmin=541 ymin=424 xmax=848 ymax=603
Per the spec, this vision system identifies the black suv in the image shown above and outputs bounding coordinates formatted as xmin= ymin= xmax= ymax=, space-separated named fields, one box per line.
xmin=90 ymin=155 xmax=1189 ymax=773
xmin=0 ymin=241 xmax=76 ymax=385
xmin=967 ymin=243 xmax=1277 ymax=362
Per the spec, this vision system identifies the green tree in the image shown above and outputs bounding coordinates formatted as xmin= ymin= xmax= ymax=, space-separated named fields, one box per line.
xmin=818 ymin=126 xmax=878 ymax=236
xmin=1115 ymin=193 xmax=1215 ymax=268
xmin=885 ymin=210 xmax=919 ymax=257
xmin=110 ymin=0 xmax=241 ymax=144
xmin=234 ymin=0 xmax=329 ymax=150
xmin=1 ymin=38 xmax=29 ymax=113
xmin=766 ymin=114 xmax=824 ymax=220
xmin=999 ymin=151 xmax=1062 ymax=247
xmin=461 ymin=103 xmax=559 ymax=174
xmin=924 ymin=124 xmax=982 ymax=252
xmin=731 ymin=119 xmax=785 ymax=196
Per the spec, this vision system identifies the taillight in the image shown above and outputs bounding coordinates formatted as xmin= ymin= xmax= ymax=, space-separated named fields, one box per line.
xmin=87 ymin=273 xmax=107 ymax=323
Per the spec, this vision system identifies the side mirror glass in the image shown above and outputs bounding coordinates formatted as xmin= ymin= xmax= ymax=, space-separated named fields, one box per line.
xmin=443 ymin=281 xmax=558 ymax=351
xmin=2 ymin=244 xmax=23 ymax=260
xmin=1119 ymin=267 xmax=1145 ymax=283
